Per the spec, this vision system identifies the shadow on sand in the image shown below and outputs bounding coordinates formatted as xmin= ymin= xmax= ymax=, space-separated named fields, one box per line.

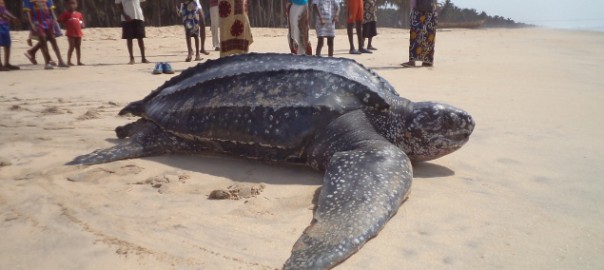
xmin=101 ymin=135 xmax=455 ymax=185
xmin=413 ymin=162 xmax=455 ymax=178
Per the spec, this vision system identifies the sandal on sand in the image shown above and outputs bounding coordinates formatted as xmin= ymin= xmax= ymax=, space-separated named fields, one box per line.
xmin=194 ymin=55 xmax=203 ymax=61
xmin=45 ymin=64 xmax=54 ymax=70
xmin=152 ymin=63 xmax=163 ymax=74
xmin=162 ymin=63 xmax=175 ymax=74
xmin=185 ymin=56 xmax=192 ymax=62
xmin=349 ymin=49 xmax=361 ymax=55
xmin=24 ymin=52 xmax=37 ymax=65
xmin=401 ymin=62 xmax=416 ymax=68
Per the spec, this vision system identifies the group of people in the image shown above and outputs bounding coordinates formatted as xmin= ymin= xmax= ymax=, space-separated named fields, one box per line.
xmin=0 ymin=0 xmax=438 ymax=72
xmin=284 ymin=0 xmax=378 ymax=57
xmin=1 ymin=0 xmax=84 ymax=70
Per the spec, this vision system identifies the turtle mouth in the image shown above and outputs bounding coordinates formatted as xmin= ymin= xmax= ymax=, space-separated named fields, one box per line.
xmin=448 ymin=130 xmax=472 ymax=142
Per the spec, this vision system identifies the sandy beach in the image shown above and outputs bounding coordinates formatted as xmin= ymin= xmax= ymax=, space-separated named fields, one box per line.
xmin=1 ymin=26 xmax=603 ymax=269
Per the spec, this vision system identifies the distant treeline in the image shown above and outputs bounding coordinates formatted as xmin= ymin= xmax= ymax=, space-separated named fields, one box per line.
xmin=438 ymin=0 xmax=531 ymax=28
xmin=5 ymin=0 xmax=528 ymax=30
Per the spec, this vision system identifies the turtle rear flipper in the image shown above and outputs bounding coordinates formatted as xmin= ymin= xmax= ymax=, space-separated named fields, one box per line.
xmin=67 ymin=142 xmax=152 ymax=165
xmin=67 ymin=121 xmax=192 ymax=165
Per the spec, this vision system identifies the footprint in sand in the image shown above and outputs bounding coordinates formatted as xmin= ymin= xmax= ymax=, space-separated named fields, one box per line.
xmin=77 ymin=108 xmax=102 ymax=120
xmin=135 ymin=173 xmax=191 ymax=194
xmin=208 ymin=184 xmax=266 ymax=200
xmin=40 ymin=106 xmax=73 ymax=115
xmin=97 ymin=101 xmax=120 ymax=109
xmin=9 ymin=105 xmax=23 ymax=111
xmin=67 ymin=164 xmax=144 ymax=182
xmin=0 ymin=158 xmax=12 ymax=167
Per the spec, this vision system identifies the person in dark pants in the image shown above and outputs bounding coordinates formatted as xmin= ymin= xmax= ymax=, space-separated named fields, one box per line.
xmin=116 ymin=0 xmax=149 ymax=65
xmin=362 ymin=0 xmax=378 ymax=51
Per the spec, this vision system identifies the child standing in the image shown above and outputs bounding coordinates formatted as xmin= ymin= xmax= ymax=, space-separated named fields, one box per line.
xmin=58 ymin=0 xmax=84 ymax=65
xmin=0 ymin=0 xmax=19 ymax=71
xmin=116 ymin=0 xmax=149 ymax=65
xmin=312 ymin=0 xmax=339 ymax=57
xmin=177 ymin=0 xmax=202 ymax=62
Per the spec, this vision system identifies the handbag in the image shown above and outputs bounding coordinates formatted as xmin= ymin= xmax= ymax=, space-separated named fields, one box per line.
xmin=53 ymin=21 xmax=63 ymax=37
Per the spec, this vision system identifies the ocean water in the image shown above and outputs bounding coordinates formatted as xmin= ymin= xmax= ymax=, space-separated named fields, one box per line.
xmin=540 ymin=21 xmax=604 ymax=32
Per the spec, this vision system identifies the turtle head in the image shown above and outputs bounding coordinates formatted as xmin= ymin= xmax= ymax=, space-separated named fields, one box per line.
xmin=400 ymin=102 xmax=475 ymax=162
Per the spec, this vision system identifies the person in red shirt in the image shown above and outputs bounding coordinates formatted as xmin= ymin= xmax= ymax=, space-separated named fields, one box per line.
xmin=58 ymin=0 xmax=84 ymax=65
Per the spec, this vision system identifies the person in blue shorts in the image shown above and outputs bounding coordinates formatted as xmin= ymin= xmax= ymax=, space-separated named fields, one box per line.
xmin=0 ymin=0 xmax=19 ymax=71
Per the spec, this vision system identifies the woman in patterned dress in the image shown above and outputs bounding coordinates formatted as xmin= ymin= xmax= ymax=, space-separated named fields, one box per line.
xmin=402 ymin=0 xmax=437 ymax=67
xmin=362 ymin=0 xmax=377 ymax=50
xmin=218 ymin=0 xmax=253 ymax=57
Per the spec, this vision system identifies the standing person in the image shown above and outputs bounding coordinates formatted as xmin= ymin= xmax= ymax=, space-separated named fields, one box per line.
xmin=116 ymin=0 xmax=149 ymax=65
xmin=312 ymin=0 xmax=339 ymax=57
xmin=23 ymin=0 xmax=67 ymax=69
xmin=177 ymin=0 xmax=202 ymax=62
xmin=58 ymin=0 xmax=84 ymax=66
xmin=218 ymin=0 xmax=253 ymax=57
xmin=362 ymin=0 xmax=377 ymax=50
xmin=402 ymin=0 xmax=437 ymax=67
xmin=22 ymin=9 xmax=54 ymax=66
xmin=209 ymin=0 xmax=220 ymax=51
xmin=48 ymin=8 xmax=68 ymax=66
xmin=0 ymin=0 xmax=19 ymax=71
xmin=346 ymin=0 xmax=370 ymax=54
xmin=283 ymin=0 xmax=311 ymax=55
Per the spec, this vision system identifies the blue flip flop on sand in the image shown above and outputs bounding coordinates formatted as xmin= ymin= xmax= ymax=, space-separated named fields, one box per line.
xmin=152 ymin=62 xmax=175 ymax=74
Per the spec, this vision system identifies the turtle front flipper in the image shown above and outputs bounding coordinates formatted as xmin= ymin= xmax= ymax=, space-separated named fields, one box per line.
xmin=285 ymin=111 xmax=413 ymax=269
xmin=285 ymin=141 xmax=412 ymax=269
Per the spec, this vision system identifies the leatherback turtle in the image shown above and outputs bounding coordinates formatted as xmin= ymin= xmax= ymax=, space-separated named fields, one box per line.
xmin=69 ymin=53 xmax=475 ymax=269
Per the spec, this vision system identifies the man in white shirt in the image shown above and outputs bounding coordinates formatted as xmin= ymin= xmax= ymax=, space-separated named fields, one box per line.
xmin=115 ymin=0 xmax=149 ymax=64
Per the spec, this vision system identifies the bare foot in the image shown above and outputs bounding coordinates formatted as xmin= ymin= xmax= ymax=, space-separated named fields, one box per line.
xmin=68 ymin=62 xmax=75 ymax=66
xmin=24 ymin=51 xmax=37 ymax=65
xmin=128 ymin=58 xmax=135 ymax=65
xmin=186 ymin=51 xmax=193 ymax=62
xmin=77 ymin=62 xmax=85 ymax=66
xmin=141 ymin=58 xmax=151 ymax=64
xmin=401 ymin=61 xmax=416 ymax=68
xmin=194 ymin=55 xmax=202 ymax=61
xmin=200 ymin=50 xmax=210 ymax=55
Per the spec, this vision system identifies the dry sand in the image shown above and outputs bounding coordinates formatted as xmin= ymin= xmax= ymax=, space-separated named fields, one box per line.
xmin=1 ymin=26 xmax=603 ymax=269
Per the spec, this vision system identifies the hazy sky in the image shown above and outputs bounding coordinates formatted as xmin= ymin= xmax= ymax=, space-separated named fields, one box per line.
xmin=449 ymin=0 xmax=604 ymax=29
